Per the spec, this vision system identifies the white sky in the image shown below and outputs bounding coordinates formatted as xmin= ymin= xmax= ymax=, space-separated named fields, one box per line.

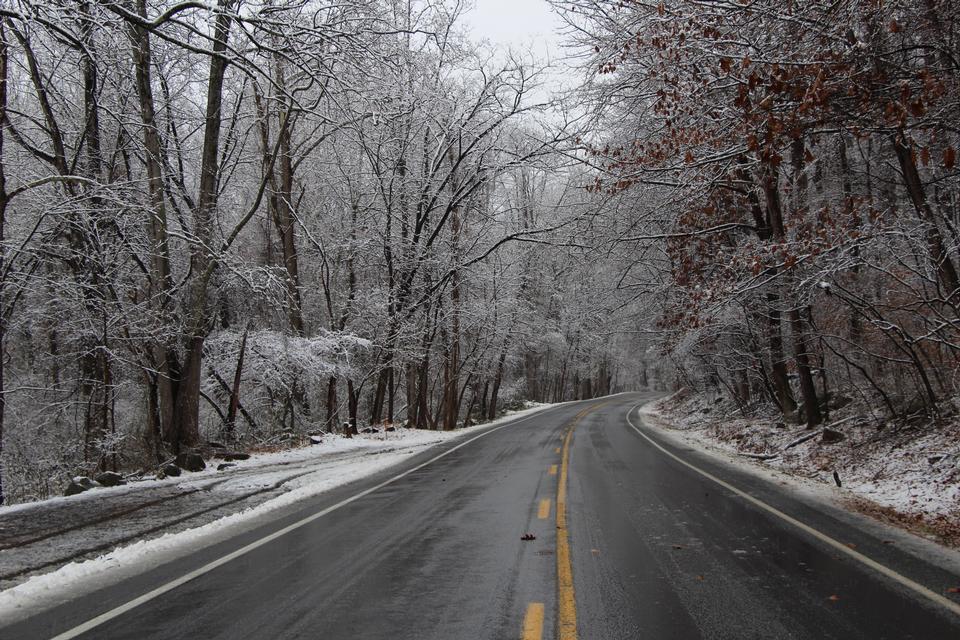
xmin=462 ymin=0 xmax=565 ymax=61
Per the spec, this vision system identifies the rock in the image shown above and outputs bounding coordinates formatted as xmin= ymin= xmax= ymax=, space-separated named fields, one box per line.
xmin=309 ymin=435 xmax=323 ymax=445
xmin=64 ymin=483 xmax=86 ymax=496
xmin=217 ymin=463 xmax=237 ymax=471
xmin=385 ymin=426 xmax=396 ymax=432
xmin=360 ymin=427 xmax=378 ymax=434
xmin=828 ymin=394 xmax=853 ymax=411
xmin=821 ymin=428 xmax=845 ymax=444
xmin=160 ymin=463 xmax=182 ymax=477
xmin=175 ymin=452 xmax=206 ymax=472
xmin=220 ymin=451 xmax=250 ymax=461
xmin=95 ymin=471 xmax=126 ymax=487
xmin=928 ymin=455 xmax=946 ymax=465
xmin=774 ymin=422 xmax=787 ymax=430
xmin=206 ymin=441 xmax=227 ymax=449
xmin=64 ymin=476 xmax=100 ymax=496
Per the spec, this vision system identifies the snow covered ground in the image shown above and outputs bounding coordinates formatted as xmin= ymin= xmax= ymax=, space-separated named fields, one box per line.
xmin=0 ymin=403 xmax=554 ymax=623
xmin=641 ymin=392 xmax=960 ymax=547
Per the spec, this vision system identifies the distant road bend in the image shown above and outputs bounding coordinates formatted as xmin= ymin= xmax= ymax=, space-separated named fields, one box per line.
xmin=5 ymin=392 xmax=960 ymax=639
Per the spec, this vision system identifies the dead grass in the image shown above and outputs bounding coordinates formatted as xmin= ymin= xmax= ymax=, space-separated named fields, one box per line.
xmin=845 ymin=496 xmax=960 ymax=548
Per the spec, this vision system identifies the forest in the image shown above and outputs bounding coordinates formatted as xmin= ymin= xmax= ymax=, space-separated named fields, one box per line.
xmin=565 ymin=1 xmax=960 ymax=431
xmin=0 ymin=0 xmax=957 ymax=506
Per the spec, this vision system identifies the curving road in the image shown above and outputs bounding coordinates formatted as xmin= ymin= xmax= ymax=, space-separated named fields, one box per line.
xmin=4 ymin=392 xmax=960 ymax=639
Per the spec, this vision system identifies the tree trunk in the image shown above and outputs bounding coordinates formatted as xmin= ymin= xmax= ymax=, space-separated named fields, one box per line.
xmin=0 ymin=23 xmax=7 ymax=505
xmin=326 ymin=376 xmax=338 ymax=429
xmin=347 ymin=379 xmax=359 ymax=433
xmin=405 ymin=362 xmax=417 ymax=427
xmin=761 ymin=162 xmax=798 ymax=416
xmin=225 ymin=325 xmax=249 ymax=439
xmin=128 ymin=0 xmax=178 ymax=453
xmin=488 ymin=346 xmax=507 ymax=421
xmin=443 ymin=170 xmax=462 ymax=431
xmin=172 ymin=0 xmax=236 ymax=450
xmin=892 ymin=131 xmax=960 ymax=303
xmin=478 ymin=379 xmax=489 ymax=422
xmin=789 ymin=137 xmax=822 ymax=428
xmin=258 ymin=56 xmax=304 ymax=335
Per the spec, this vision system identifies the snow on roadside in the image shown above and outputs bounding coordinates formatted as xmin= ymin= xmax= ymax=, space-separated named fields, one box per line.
xmin=0 ymin=402 xmax=555 ymax=623
xmin=640 ymin=391 xmax=960 ymax=545
xmin=0 ymin=431 xmax=435 ymax=517
xmin=0 ymin=402 xmax=555 ymax=516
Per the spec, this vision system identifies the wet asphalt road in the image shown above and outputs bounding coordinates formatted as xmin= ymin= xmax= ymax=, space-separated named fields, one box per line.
xmin=4 ymin=392 xmax=960 ymax=639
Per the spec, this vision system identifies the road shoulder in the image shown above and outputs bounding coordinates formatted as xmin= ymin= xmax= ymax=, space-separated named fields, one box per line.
xmin=0 ymin=402 xmax=561 ymax=629
xmin=629 ymin=399 xmax=960 ymax=608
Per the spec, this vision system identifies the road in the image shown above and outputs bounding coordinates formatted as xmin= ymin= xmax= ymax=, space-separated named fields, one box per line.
xmin=4 ymin=392 xmax=960 ymax=639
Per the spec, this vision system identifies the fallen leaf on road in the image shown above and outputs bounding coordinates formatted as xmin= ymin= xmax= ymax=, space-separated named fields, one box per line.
xmin=696 ymin=575 xmax=705 ymax=581
xmin=828 ymin=595 xmax=840 ymax=602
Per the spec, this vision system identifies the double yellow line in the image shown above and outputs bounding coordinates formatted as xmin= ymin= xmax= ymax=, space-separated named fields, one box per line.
xmin=525 ymin=403 xmax=602 ymax=640
xmin=555 ymin=412 xmax=580 ymax=640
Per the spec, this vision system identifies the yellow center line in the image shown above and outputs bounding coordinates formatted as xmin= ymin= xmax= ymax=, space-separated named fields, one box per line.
xmin=538 ymin=499 xmax=551 ymax=520
xmin=522 ymin=602 xmax=545 ymax=640
xmin=557 ymin=427 xmax=577 ymax=640
xmin=549 ymin=464 xmax=558 ymax=476
xmin=556 ymin=403 xmax=605 ymax=640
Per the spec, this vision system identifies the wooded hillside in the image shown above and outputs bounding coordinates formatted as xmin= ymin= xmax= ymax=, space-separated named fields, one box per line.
xmin=4 ymin=0 xmax=957 ymax=507
xmin=0 ymin=0 xmax=646 ymax=504
xmin=559 ymin=0 xmax=960 ymax=429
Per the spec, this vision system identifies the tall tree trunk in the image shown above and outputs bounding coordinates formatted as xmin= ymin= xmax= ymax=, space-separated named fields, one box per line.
xmin=79 ymin=0 xmax=114 ymax=468
xmin=173 ymin=0 xmax=236 ymax=450
xmin=267 ymin=57 xmax=304 ymax=335
xmin=443 ymin=169 xmax=462 ymax=431
xmin=789 ymin=137 xmax=822 ymax=427
xmin=0 ymin=24 xmax=8 ymax=504
xmin=892 ymin=131 xmax=960 ymax=303
xmin=760 ymin=163 xmax=798 ymax=416
xmin=837 ymin=134 xmax=863 ymax=344
xmin=128 ymin=0 xmax=178 ymax=452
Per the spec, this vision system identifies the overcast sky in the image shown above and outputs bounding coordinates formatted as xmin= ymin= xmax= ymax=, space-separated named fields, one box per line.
xmin=462 ymin=0 xmax=565 ymax=61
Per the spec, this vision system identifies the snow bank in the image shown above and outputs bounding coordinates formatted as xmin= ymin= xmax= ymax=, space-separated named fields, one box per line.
xmin=0 ymin=402 xmax=555 ymax=624
xmin=640 ymin=392 xmax=960 ymax=545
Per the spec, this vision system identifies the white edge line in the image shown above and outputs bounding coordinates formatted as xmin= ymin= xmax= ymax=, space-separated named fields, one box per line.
xmin=49 ymin=403 xmax=570 ymax=640
xmin=625 ymin=402 xmax=960 ymax=619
